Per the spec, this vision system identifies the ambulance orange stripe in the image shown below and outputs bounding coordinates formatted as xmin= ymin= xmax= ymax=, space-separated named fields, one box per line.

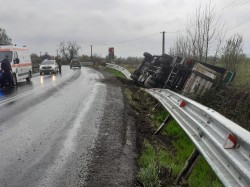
xmin=12 ymin=62 xmax=32 ymax=67
xmin=0 ymin=49 xmax=11 ymax=51
xmin=0 ymin=48 xmax=28 ymax=52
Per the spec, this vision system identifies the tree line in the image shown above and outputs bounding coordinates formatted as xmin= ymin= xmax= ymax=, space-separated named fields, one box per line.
xmin=169 ymin=1 xmax=245 ymax=72
xmin=0 ymin=28 xmax=12 ymax=45
xmin=30 ymin=41 xmax=142 ymax=67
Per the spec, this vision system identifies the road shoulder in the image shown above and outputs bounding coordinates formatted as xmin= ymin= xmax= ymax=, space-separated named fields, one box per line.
xmin=83 ymin=71 xmax=137 ymax=187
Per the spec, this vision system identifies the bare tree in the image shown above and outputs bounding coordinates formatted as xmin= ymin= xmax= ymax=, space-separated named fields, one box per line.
xmin=221 ymin=34 xmax=244 ymax=72
xmin=186 ymin=1 xmax=226 ymax=63
xmin=170 ymin=33 xmax=191 ymax=58
xmin=170 ymin=1 xmax=226 ymax=63
xmin=0 ymin=28 xmax=12 ymax=45
xmin=211 ymin=25 xmax=226 ymax=65
xmin=59 ymin=41 xmax=81 ymax=63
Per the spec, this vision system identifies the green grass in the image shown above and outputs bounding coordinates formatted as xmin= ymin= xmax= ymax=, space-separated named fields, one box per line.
xmin=105 ymin=68 xmax=126 ymax=79
xmin=160 ymin=113 xmax=222 ymax=186
xmin=137 ymin=141 xmax=161 ymax=187
xmin=189 ymin=157 xmax=222 ymax=187
xmin=121 ymin=64 xmax=137 ymax=73
xmin=233 ymin=60 xmax=250 ymax=86
xmin=137 ymin=110 xmax=223 ymax=187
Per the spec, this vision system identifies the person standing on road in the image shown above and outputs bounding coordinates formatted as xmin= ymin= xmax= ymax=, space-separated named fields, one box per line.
xmin=1 ymin=55 xmax=14 ymax=88
xmin=57 ymin=57 xmax=62 ymax=74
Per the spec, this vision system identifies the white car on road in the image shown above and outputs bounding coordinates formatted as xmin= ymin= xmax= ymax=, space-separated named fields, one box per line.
xmin=39 ymin=59 xmax=59 ymax=75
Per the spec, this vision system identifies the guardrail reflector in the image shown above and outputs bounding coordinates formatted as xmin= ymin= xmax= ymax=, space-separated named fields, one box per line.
xmin=224 ymin=134 xmax=237 ymax=149
xmin=179 ymin=100 xmax=186 ymax=107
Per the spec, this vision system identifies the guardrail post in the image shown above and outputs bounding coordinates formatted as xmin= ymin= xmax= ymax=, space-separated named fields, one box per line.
xmin=175 ymin=148 xmax=200 ymax=185
xmin=152 ymin=103 xmax=160 ymax=111
xmin=154 ymin=115 xmax=172 ymax=135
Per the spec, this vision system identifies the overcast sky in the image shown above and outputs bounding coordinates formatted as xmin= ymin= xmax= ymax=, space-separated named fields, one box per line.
xmin=1 ymin=0 xmax=250 ymax=58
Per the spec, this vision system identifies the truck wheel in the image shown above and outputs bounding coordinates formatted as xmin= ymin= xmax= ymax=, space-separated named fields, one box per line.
xmin=143 ymin=52 xmax=153 ymax=60
xmin=138 ymin=72 xmax=149 ymax=83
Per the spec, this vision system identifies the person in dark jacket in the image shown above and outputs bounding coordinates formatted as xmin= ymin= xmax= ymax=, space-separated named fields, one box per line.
xmin=1 ymin=55 xmax=14 ymax=88
xmin=58 ymin=60 xmax=62 ymax=74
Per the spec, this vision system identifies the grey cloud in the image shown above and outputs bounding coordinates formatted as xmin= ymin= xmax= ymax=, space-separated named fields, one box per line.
xmin=0 ymin=0 xmax=249 ymax=57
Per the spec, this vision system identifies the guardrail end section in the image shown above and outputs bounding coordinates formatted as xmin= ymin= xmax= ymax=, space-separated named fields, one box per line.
xmin=224 ymin=133 xmax=238 ymax=149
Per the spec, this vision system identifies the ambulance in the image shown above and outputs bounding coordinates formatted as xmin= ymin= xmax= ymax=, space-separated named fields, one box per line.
xmin=0 ymin=45 xmax=32 ymax=86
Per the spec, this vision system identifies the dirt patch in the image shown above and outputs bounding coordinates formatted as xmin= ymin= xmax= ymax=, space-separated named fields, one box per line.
xmin=85 ymin=69 xmax=185 ymax=186
xmin=116 ymin=77 xmax=182 ymax=186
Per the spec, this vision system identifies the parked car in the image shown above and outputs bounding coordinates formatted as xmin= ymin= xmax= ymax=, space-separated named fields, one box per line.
xmin=70 ymin=59 xmax=81 ymax=69
xmin=39 ymin=59 xmax=59 ymax=75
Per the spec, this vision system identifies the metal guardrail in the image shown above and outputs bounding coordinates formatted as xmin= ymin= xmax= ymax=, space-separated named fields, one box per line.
xmin=104 ymin=64 xmax=250 ymax=186
xmin=106 ymin=63 xmax=132 ymax=80
xmin=80 ymin=61 xmax=94 ymax=66
xmin=145 ymin=88 xmax=250 ymax=187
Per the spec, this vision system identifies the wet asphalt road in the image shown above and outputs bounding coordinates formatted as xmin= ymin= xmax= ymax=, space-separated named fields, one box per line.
xmin=0 ymin=66 xmax=108 ymax=187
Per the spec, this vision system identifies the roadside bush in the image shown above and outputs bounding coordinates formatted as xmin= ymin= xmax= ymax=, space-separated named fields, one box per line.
xmin=194 ymin=85 xmax=250 ymax=131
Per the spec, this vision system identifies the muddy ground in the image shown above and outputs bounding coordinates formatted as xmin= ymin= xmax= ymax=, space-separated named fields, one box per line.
xmin=108 ymin=74 xmax=182 ymax=186
xmin=86 ymin=67 xmax=250 ymax=187
xmin=116 ymin=77 xmax=185 ymax=187
xmin=84 ymin=69 xmax=180 ymax=186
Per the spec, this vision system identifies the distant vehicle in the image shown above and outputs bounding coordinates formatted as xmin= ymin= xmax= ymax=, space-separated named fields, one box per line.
xmin=0 ymin=45 xmax=32 ymax=86
xmin=70 ymin=59 xmax=81 ymax=69
xmin=39 ymin=59 xmax=59 ymax=75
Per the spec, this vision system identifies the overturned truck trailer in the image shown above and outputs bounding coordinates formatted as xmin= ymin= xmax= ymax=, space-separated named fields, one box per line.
xmin=131 ymin=52 xmax=233 ymax=95
xmin=182 ymin=62 xmax=226 ymax=95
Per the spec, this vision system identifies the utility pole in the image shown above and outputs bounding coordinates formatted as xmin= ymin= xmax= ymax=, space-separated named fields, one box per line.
xmin=161 ymin=31 xmax=166 ymax=55
xmin=90 ymin=45 xmax=93 ymax=62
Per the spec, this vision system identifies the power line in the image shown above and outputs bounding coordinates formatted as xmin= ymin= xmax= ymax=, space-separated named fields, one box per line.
xmin=93 ymin=30 xmax=184 ymax=47
xmin=94 ymin=32 xmax=159 ymax=47
xmin=216 ymin=0 xmax=249 ymax=16
xmin=227 ymin=15 xmax=250 ymax=32
xmin=212 ymin=0 xmax=250 ymax=35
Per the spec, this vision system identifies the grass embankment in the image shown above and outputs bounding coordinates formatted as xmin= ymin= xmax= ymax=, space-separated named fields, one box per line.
xmin=122 ymin=64 xmax=138 ymax=73
xmin=135 ymin=104 xmax=222 ymax=187
xmin=105 ymin=68 xmax=126 ymax=79
xmin=105 ymin=67 xmax=222 ymax=186
xmin=233 ymin=60 xmax=250 ymax=86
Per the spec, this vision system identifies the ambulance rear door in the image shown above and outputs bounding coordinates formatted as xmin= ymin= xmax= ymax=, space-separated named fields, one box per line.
xmin=16 ymin=50 xmax=31 ymax=79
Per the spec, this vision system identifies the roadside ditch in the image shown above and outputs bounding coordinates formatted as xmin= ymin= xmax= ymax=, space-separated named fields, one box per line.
xmin=104 ymin=68 xmax=222 ymax=187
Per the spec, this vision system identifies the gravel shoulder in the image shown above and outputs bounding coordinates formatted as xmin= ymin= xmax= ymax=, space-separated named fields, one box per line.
xmin=83 ymin=70 xmax=138 ymax=187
